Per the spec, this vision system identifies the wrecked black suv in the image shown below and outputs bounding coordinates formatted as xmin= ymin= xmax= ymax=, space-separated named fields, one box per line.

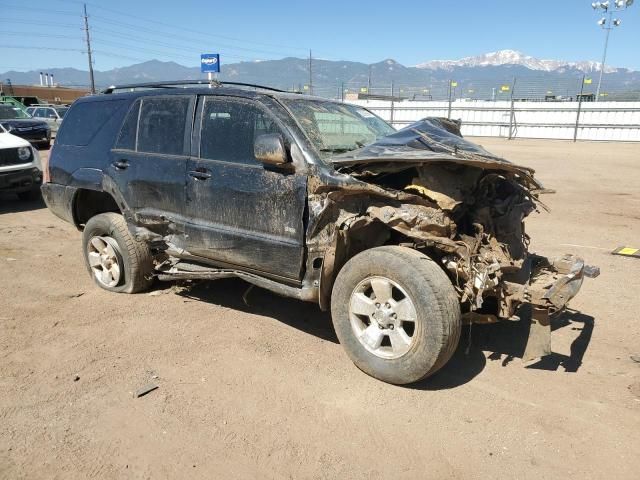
xmin=42 ymin=80 xmax=598 ymax=385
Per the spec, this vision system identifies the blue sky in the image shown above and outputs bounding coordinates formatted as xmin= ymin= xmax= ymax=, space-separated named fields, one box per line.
xmin=1 ymin=0 xmax=639 ymax=71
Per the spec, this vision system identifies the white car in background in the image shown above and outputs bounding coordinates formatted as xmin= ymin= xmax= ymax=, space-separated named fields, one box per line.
xmin=25 ymin=105 xmax=69 ymax=135
xmin=0 ymin=123 xmax=42 ymax=200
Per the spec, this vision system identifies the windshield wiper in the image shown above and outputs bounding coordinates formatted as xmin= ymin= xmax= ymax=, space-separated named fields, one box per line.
xmin=320 ymin=147 xmax=357 ymax=153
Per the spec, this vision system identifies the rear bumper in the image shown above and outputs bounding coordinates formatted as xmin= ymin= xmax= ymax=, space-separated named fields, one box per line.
xmin=0 ymin=168 xmax=42 ymax=193
xmin=41 ymin=182 xmax=77 ymax=224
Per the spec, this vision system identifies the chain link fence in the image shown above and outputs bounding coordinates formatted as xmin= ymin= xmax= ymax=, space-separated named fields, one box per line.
xmin=301 ymin=74 xmax=640 ymax=102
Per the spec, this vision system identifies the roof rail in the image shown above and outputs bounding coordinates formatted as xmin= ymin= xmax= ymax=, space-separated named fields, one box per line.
xmin=102 ymin=80 xmax=290 ymax=95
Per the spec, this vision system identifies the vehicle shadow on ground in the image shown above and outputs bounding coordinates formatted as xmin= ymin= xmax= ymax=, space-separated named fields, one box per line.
xmin=413 ymin=308 xmax=595 ymax=390
xmin=0 ymin=193 xmax=45 ymax=214
xmin=176 ymin=278 xmax=339 ymax=344
xmin=173 ymin=279 xmax=594 ymax=388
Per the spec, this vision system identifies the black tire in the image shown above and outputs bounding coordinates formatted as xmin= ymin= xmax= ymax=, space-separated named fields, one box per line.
xmin=331 ymin=246 xmax=461 ymax=385
xmin=82 ymin=212 xmax=153 ymax=293
xmin=17 ymin=188 xmax=41 ymax=201
xmin=38 ymin=141 xmax=51 ymax=150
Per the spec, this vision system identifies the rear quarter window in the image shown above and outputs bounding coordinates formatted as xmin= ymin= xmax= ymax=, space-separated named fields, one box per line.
xmin=56 ymin=99 xmax=127 ymax=146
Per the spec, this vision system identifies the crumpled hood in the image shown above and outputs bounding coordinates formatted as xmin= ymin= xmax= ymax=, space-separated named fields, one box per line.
xmin=331 ymin=117 xmax=535 ymax=177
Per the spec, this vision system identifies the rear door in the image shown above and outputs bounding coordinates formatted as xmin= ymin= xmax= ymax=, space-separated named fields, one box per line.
xmin=109 ymin=95 xmax=195 ymax=236
xmin=183 ymin=95 xmax=307 ymax=281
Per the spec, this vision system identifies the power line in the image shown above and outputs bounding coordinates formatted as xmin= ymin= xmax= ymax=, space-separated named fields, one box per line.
xmin=90 ymin=29 xmax=261 ymax=61
xmin=0 ymin=17 xmax=82 ymax=28
xmin=89 ymin=15 xmax=302 ymax=58
xmin=48 ymin=0 xmax=312 ymax=53
xmin=0 ymin=32 xmax=82 ymax=40
xmin=0 ymin=45 xmax=84 ymax=52
xmin=36 ymin=0 xmax=312 ymax=56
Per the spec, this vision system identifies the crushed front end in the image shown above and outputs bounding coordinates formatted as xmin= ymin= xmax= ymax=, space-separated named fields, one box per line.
xmin=321 ymin=118 xmax=599 ymax=361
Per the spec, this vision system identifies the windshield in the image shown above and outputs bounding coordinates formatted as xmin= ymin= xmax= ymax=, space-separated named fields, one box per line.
xmin=55 ymin=107 xmax=69 ymax=118
xmin=281 ymin=99 xmax=395 ymax=157
xmin=0 ymin=105 xmax=31 ymax=119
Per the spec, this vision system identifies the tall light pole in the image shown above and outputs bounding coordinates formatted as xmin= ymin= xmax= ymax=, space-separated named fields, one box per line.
xmin=591 ymin=1 xmax=634 ymax=101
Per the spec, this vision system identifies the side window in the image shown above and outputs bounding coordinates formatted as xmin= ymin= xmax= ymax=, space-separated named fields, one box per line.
xmin=56 ymin=100 xmax=126 ymax=146
xmin=137 ymin=96 xmax=191 ymax=155
xmin=199 ymin=97 xmax=282 ymax=165
xmin=34 ymin=108 xmax=47 ymax=118
xmin=45 ymin=108 xmax=58 ymax=119
xmin=115 ymin=100 xmax=140 ymax=150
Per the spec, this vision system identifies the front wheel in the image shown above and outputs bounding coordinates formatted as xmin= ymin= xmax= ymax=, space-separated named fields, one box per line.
xmin=331 ymin=246 xmax=461 ymax=385
xmin=82 ymin=212 xmax=153 ymax=293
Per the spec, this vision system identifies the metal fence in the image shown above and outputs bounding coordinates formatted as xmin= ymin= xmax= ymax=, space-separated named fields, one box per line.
xmin=346 ymin=98 xmax=640 ymax=142
xmin=305 ymin=74 xmax=640 ymax=103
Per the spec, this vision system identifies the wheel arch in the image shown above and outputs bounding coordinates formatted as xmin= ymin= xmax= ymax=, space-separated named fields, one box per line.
xmin=318 ymin=222 xmax=451 ymax=310
xmin=72 ymin=188 xmax=122 ymax=228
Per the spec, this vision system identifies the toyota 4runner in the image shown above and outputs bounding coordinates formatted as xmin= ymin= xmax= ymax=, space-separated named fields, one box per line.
xmin=42 ymin=80 xmax=598 ymax=385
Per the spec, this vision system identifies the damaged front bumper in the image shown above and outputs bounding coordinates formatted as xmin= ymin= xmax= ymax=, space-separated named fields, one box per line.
xmin=504 ymin=253 xmax=600 ymax=361
xmin=510 ymin=254 xmax=600 ymax=313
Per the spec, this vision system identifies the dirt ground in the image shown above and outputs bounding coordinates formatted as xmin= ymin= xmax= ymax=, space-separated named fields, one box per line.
xmin=1 ymin=138 xmax=639 ymax=479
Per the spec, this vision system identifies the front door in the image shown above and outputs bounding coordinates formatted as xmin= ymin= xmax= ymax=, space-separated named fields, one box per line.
xmin=183 ymin=95 xmax=307 ymax=281
xmin=109 ymin=95 xmax=195 ymax=236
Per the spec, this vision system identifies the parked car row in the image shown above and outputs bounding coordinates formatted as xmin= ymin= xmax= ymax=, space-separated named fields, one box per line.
xmin=0 ymin=104 xmax=51 ymax=150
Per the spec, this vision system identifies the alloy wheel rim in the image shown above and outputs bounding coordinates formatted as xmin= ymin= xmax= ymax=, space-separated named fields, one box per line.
xmin=348 ymin=276 xmax=418 ymax=359
xmin=87 ymin=236 xmax=122 ymax=288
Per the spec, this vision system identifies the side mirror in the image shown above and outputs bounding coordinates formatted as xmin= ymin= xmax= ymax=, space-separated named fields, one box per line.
xmin=254 ymin=133 xmax=288 ymax=165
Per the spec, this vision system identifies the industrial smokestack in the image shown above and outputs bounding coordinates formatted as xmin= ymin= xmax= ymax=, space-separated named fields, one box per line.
xmin=50 ymin=74 xmax=54 ymax=87
xmin=45 ymin=73 xmax=49 ymax=87
xmin=39 ymin=72 xmax=43 ymax=86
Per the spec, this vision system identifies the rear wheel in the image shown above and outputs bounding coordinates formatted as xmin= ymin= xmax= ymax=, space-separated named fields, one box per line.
xmin=82 ymin=213 xmax=153 ymax=293
xmin=331 ymin=246 xmax=461 ymax=385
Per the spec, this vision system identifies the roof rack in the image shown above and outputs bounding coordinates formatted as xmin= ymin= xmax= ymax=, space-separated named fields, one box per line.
xmin=102 ymin=80 xmax=291 ymax=95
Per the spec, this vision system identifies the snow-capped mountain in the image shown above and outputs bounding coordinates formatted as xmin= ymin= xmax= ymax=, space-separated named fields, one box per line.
xmin=416 ymin=49 xmax=620 ymax=74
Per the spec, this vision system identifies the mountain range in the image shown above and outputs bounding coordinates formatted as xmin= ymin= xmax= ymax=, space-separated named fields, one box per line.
xmin=415 ymin=49 xmax=618 ymax=74
xmin=2 ymin=50 xmax=638 ymax=100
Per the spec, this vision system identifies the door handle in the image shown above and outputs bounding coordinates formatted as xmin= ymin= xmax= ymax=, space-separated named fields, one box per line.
xmin=112 ymin=159 xmax=129 ymax=170
xmin=188 ymin=169 xmax=212 ymax=180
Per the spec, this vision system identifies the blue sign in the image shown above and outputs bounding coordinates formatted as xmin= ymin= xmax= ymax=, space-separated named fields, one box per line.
xmin=201 ymin=54 xmax=220 ymax=73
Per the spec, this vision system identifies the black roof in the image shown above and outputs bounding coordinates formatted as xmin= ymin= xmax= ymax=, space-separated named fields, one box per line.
xmin=102 ymin=80 xmax=288 ymax=94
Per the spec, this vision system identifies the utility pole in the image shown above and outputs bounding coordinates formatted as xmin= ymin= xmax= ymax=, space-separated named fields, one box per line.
xmin=83 ymin=3 xmax=96 ymax=94
xmin=308 ymin=49 xmax=313 ymax=96
xmin=595 ymin=8 xmax=612 ymax=102
xmin=367 ymin=65 xmax=372 ymax=95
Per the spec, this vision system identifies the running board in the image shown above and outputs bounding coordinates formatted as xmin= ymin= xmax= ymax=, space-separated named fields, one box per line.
xmin=156 ymin=266 xmax=318 ymax=303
